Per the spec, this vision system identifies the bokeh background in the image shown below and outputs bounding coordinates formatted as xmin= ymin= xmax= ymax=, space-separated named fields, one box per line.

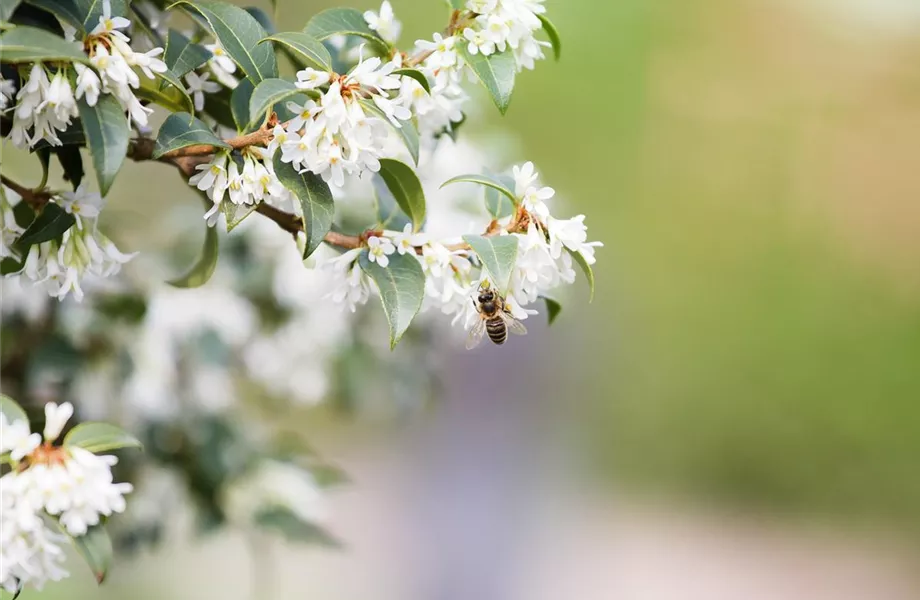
xmin=13 ymin=0 xmax=920 ymax=598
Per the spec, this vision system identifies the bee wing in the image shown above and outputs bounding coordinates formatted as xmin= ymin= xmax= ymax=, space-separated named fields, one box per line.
xmin=466 ymin=319 xmax=488 ymax=350
xmin=500 ymin=311 xmax=528 ymax=336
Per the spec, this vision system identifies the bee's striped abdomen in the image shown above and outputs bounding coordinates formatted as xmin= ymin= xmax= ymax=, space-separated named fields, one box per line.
xmin=487 ymin=318 xmax=507 ymax=345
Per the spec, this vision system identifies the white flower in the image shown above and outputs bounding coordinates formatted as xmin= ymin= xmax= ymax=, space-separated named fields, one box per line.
xmin=364 ymin=1 xmax=402 ymax=44
xmin=512 ymin=161 xmax=539 ymax=196
xmin=463 ymin=27 xmax=496 ymax=56
xmin=42 ymin=402 xmax=74 ymax=442
xmin=295 ymin=67 xmax=332 ymax=90
xmin=189 ymin=151 xmax=230 ymax=206
xmin=131 ymin=47 xmax=168 ymax=79
xmin=521 ymin=183 xmax=554 ymax=220
xmin=42 ymin=71 xmax=78 ymax=123
xmin=366 ymin=235 xmax=396 ymax=267
xmin=1 ymin=194 xmax=25 ymax=260
xmin=185 ymin=71 xmax=221 ymax=112
xmin=74 ymin=64 xmax=102 ymax=106
xmin=223 ymin=461 xmax=327 ymax=525
xmin=0 ymin=78 xmax=15 ymax=111
xmin=206 ymin=42 xmax=237 ymax=75
xmin=91 ymin=0 xmax=131 ymax=37
xmin=324 ymin=248 xmax=371 ymax=312
xmin=467 ymin=0 xmax=499 ymax=13
xmin=388 ymin=224 xmax=427 ymax=255
xmin=58 ymin=184 xmax=104 ymax=229
xmin=415 ymin=33 xmax=459 ymax=72
xmin=0 ymin=414 xmax=41 ymax=462
xmin=546 ymin=214 xmax=603 ymax=263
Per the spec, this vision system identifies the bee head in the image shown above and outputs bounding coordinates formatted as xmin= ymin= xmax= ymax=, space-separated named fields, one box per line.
xmin=478 ymin=289 xmax=495 ymax=303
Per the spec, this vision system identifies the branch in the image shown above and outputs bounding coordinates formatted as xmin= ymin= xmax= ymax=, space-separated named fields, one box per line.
xmin=0 ymin=174 xmax=51 ymax=210
xmin=129 ymin=122 xmax=278 ymax=161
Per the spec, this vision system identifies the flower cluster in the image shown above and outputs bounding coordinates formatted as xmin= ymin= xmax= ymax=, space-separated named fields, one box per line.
xmin=0 ymin=402 xmax=134 ymax=592
xmin=460 ymin=0 xmax=551 ymax=70
xmin=189 ymin=149 xmax=294 ymax=226
xmin=7 ymin=1 xmax=167 ymax=148
xmin=4 ymin=185 xmax=136 ymax=302
xmin=321 ymin=161 xmax=601 ymax=334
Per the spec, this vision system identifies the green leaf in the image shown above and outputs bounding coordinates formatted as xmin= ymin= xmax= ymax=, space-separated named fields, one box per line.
xmin=393 ymin=68 xmax=431 ymax=94
xmin=484 ymin=175 xmax=515 ymax=219
xmin=130 ymin=2 xmax=164 ymax=47
xmin=244 ymin=6 xmax=274 ymax=35
xmin=373 ymin=174 xmax=410 ymax=231
xmin=135 ymin=75 xmax=188 ymax=113
xmin=231 ymin=77 xmax=254 ymax=132
xmin=63 ymin=422 xmax=142 ymax=453
xmin=248 ymin=78 xmax=302 ymax=129
xmin=542 ymin=296 xmax=562 ymax=325
xmin=567 ymin=248 xmax=595 ymax=302
xmin=359 ymin=250 xmax=426 ymax=350
xmin=75 ymin=0 xmax=128 ymax=31
xmin=260 ymin=32 xmax=332 ymax=72
xmin=12 ymin=200 xmax=34 ymax=228
xmin=154 ymin=67 xmax=195 ymax=114
xmin=153 ymin=111 xmax=230 ymax=158
xmin=463 ymin=234 xmax=518 ymax=295
xmin=303 ymin=7 xmax=388 ymax=55
xmin=1 ymin=257 xmax=25 ymax=275
xmin=172 ymin=0 xmax=277 ymax=83
xmin=163 ymin=29 xmax=211 ymax=79
xmin=440 ymin=173 xmax=517 ymax=206
xmin=1 ymin=0 xmax=23 ymax=22
xmin=22 ymin=0 xmax=84 ymax=32
xmin=70 ymin=524 xmax=113 ymax=584
xmin=203 ymin=87 xmax=236 ymax=129
xmin=376 ymin=159 xmax=425 ymax=232
xmin=0 ymin=26 xmax=89 ymax=63
xmin=168 ymin=224 xmax=219 ymax=288
xmin=357 ymin=98 xmax=419 ymax=165
xmin=15 ymin=202 xmax=76 ymax=249
xmin=272 ymin=153 xmax=334 ymax=259
xmin=56 ymin=145 xmax=85 ymax=189
xmin=221 ymin=202 xmax=257 ymax=232
xmin=77 ymin=94 xmax=128 ymax=196
xmin=254 ymin=507 xmax=342 ymax=548
xmin=537 ymin=14 xmax=561 ymax=61
xmin=459 ymin=47 xmax=515 ymax=115
xmin=447 ymin=0 xmax=465 ymax=9
xmin=0 ymin=394 xmax=28 ymax=426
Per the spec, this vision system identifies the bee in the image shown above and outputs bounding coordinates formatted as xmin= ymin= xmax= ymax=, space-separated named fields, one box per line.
xmin=467 ymin=281 xmax=528 ymax=349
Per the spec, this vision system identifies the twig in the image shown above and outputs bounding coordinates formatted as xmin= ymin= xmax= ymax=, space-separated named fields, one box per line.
xmin=0 ymin=174 xmax=51 ymax=210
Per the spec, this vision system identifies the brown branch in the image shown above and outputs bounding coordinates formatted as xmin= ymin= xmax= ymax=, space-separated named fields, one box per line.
xmin=129 ymin=123 xmax=278 ymax=162
xmin=0 ymin=174 xmax=51 ymax=210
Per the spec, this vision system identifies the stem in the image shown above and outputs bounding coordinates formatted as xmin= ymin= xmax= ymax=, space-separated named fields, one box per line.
xmin=0 ymin=174 xmax=51 ymax=210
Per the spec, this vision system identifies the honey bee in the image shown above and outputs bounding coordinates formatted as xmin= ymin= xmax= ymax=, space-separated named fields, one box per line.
xmin=467 ymin=281 xmax=528 ymax=349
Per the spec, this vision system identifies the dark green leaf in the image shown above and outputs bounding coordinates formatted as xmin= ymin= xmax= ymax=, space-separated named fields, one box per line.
xmin=260 ymin=32 xmax=332 ymax=72
xmin=153 ymin=111 xmax=229 ymax=158
xmin=272 ymin=153 xmax=334 ymax=259
xmin=463 ymin=234 xmax=518 ymax=295
xmin=393 ymin=68 xmax=431 ymax=94
xmin=36 ymin=146 xmax=50 ymax=189
xmin=567 ymin=248 xmax=595 ymax=302
xmin=254 ymin=507 xmax=342 ymax=548
xmin=244 ymin=6 xmax=274 ymax=35
xmin=70 ymin=524 xmax=113 ymax=584
xmin=1 ymin=0 xmax=23 ymax=22
xmin=56 ymin=145 xmax=85 ymax=189
xmin=357 ymin=98 xmax=419 ymax=165
xmin=377 ymin=159 xmax=425 ymax=232
xmin=248 ymin=78 xmax=303 ymax=128
xmin=440 ymin=173 xmax=517 ymax=206
xmin=537 ymin=14 xmax=561 ymax=61
xmin=63 ymin=422 xmax=142 ymax=453
xmin=22 ymin=0 xmax=83 ymax=31
xmin=303 ymin=7 xmax=388 ymax=55
xmin=459 ymin=47 xmax=515 ymax=115
xmin=173 ymin=0 xmax=277 ymax=84
xmin=163 ymin=29 xmax=211 ymax=79
xmin=168 ymin=224 xmax=219 ymax=288
xmin=15 ymin=202 xmax=76 ymax=248
xmin=359 ymin=250 xmax=425 ymax=349
xmin=0 ymin=25 xmax=89 ymax=63
xmin=0 ymin=394 xmax=28 ymax=426
xmin=542 ymin=296 xmax=561 ymax=325
xmin=203 ymin=86 xmax=236 ymax=129
xmin=154 ymin=66 xmax=195 ymax=114
xmin=373 ymin=174 xmax=410 ymax=231
xmin=231 ymin=77 xmax=254 ymax=132
xmin=0 ymin=257 xmax=25 ymax=275
xmin=77 ymin=94 xmax=128 ymax=196
xmin=135 ymin=76 xmax=188 ymax=113
xmin=12 ymin=201 xmax=34 ymax=228
xmin=75 ymin=0 xmax=128 ymax=31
